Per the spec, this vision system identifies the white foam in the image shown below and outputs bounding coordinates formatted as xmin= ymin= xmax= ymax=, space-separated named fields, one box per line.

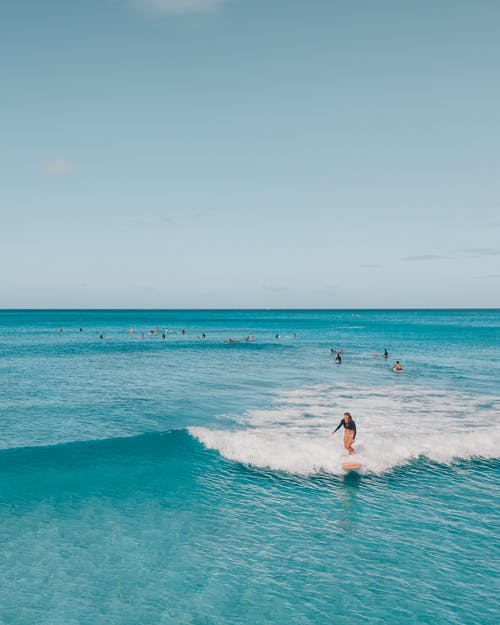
xmin=189 ymin=383 xmax=500 ymax=475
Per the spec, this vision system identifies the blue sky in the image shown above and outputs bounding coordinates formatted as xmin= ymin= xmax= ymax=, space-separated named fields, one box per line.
xmin=1 ymin=0 xmax=499 ymax=308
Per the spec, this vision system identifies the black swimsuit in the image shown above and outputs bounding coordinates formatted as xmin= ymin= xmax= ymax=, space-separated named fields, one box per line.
xmin=334 ymin=418 xmax=356 ymax=437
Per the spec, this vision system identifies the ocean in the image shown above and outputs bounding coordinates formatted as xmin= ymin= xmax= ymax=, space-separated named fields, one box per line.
xmin=0 ymin=309 xmax=498 ymax=625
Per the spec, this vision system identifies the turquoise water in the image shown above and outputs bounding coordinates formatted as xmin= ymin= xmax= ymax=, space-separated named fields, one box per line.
xmin=1 ymin=310 xmax=499 ymax=624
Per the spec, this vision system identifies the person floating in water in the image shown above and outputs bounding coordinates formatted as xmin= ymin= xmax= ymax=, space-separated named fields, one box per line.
xmin=393 ymin=361 xmax=403 ymax=371
xmin=383 ymin=348 xmax=388 ymax=358
xmin=331 ymin=412 xmax=356 ymax=455
xmin=335 ymin=352 xmax=342 ymax=363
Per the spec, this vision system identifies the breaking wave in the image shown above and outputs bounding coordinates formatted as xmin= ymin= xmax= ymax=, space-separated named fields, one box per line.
xmin=190 ymin=383 xmax=500 ymax=475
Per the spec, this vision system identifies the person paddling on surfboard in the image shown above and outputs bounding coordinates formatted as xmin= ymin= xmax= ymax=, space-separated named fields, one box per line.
xmin=331 ymin=412 xmax=356 ymax=455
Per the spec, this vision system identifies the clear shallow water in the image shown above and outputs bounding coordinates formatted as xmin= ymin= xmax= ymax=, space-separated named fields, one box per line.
xmin=0 ymin=310 xmax=499 ymax=624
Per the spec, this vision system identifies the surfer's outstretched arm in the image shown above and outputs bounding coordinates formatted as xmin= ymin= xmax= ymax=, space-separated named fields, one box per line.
xmin=331 ymin=419 xmax=344 ymax=435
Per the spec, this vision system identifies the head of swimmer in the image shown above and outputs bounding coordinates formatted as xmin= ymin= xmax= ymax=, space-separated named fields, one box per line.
xmin=343 ymin=412 xmax=352 ymax=422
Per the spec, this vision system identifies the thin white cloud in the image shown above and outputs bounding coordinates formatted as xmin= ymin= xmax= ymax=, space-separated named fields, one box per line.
xmin=131 ymin=0 xmax=228 ymax=15
xmin=43 ymin=160 xmax=78 ymax=175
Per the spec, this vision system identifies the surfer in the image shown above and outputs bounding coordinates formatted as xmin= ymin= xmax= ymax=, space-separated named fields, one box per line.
xmin=383 ymin=348 xmax=388 ymax=358
xmin=331 ymin=412 xmax=356 ymax=455
xmin=393 ymin=361 xmax=403 ymax=371
xmin=335 ymin=352 xmax=342 ymax=363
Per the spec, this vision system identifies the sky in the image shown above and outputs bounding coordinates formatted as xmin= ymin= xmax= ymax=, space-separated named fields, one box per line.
xmin=1 ymin=0 xmax=499 ymax=308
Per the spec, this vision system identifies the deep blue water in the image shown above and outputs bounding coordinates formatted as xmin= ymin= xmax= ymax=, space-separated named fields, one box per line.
xmin=0 ymin=310 xmax=499 ymax=624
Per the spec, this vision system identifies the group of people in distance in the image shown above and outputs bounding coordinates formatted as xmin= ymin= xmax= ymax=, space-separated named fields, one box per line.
xmin=330 ymin=349 xmax=404 ymax=456
xmin=331 ymin=347 xmax=403 ymax=372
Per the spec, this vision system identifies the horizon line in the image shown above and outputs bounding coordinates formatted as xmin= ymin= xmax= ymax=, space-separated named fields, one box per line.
xmin=1 ymin=307 xmax=499 ymax=312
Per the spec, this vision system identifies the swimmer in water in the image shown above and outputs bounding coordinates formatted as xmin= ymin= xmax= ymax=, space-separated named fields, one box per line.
xmin=383 ymin=348 xmax=388 ymax=358
xmin=331 ymin=412 xmax=356 ymax=455
xmin=393 ymin=361 xmax=403 ymax=371
xmin=335 ymin=352 xmax=342 ymax=363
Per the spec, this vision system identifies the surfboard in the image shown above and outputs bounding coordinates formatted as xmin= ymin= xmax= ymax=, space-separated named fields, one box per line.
xmin=342 ymin=461 xmax=362 ymax=471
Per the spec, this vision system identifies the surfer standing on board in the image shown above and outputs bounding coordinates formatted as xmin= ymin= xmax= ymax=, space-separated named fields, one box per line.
xmin=331 ymin=412 xmax=357 ymax=455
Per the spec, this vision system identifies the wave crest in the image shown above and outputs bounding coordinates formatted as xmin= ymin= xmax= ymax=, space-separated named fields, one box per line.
xmin=190 ymin=384 xmax=500 ymax=475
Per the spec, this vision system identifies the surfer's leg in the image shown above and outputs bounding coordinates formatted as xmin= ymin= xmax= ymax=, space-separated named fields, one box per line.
xmin=344 ymin=431 xmax=355 ymax=454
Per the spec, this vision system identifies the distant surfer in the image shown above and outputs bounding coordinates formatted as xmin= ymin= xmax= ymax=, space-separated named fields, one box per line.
xmin=335 ymin=352 xmax=342 ymax=363
xmin=383 ymin=348 xmax=388 ymax=358
xmin=392 ymin=361 xmax=403 ymax=372
xmin=331 ymin=412 xmax=356 ymax=455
